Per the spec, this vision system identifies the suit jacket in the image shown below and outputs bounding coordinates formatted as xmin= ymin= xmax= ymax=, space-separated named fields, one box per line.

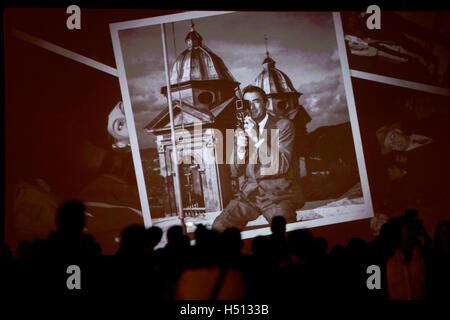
xmin=230 ymin=113 xmax=301 ymax=205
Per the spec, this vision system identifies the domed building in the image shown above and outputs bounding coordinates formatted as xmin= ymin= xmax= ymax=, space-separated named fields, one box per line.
xmin=254 ymin=54 xmax=300 ymax=116
xmin=169 ymin=23 xmax=236 ymax=86
xmin=145 ymin=22 xmax=238 ymax=217
xmin=253 ymin=45 xmax=311 ymax=123
xmin=162 ymin=21 xmax=239 ymax=115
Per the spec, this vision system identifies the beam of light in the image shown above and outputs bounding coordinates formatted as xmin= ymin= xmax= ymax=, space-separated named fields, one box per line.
xmin=12 ymin=28 xmax=118 ymax=77
xmin=350 ymin=69 xmax=450 ymax=96
xmin=161 ymin=23 xmax=186 ymax=231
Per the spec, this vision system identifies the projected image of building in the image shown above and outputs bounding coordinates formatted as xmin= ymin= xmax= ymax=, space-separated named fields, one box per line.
xmin=145 ymin=22 xmax=238 ymax=216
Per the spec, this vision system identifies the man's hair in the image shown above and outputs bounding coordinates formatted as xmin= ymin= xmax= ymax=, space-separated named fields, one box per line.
xmin=242 ymin=85 xmax=267 ymax=104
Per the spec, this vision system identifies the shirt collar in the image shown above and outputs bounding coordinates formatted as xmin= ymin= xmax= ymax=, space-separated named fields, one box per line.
xmin=258 ymin=113 xmax=269 ymax=135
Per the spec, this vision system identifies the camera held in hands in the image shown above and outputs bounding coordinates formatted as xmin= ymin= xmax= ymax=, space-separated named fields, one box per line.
xmin=235 ymin=98 xmax=251 ymax=129
xmin=231 ymin=87 xmax=251 ymax=192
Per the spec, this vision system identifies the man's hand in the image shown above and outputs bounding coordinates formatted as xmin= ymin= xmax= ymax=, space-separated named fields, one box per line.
xmin=236 ymin=129 xmax=247 ymax=160
xmin=236 ymin=130 xmax=248 ymax=148
xmin=243 ymin=116 xmax=259 ymax=144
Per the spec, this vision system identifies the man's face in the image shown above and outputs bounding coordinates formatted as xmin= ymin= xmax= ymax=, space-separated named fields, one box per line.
xmin=384 ymin=129 xmax=410 ymax=151
xmin=402 ymin=221 xmax=419 ymax=244
xmin=244 ymin=91 xmax=267 ymax=123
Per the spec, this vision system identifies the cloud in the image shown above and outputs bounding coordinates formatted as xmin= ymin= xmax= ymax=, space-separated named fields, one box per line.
xmin=127 ymin=75 xmax=167 ymax=111
xmin=330 ymin=49 xmax=340 ymax=62
xmin=124 ymin=58 xmax=165 ymax=79
xmin=281 ymin=49 xmax=340 ymax=74
xmin=298 ymin=73 xmax=350 ymax=132
xmin=122 ymin=103 xmax=166 ymax=150
xmin=204 ymin=41 xmax=343 ymax=91
xmin=121 ymin=75 xmax=169 ymax=149
xmin=119 ymin=27 xmax=166 ymax=78
xmin=134 ymin=107 xmax=164 ymax=149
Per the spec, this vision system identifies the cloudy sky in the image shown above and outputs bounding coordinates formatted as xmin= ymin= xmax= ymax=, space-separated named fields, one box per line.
xmin=118 ymin=11 xmax=350 ymax=149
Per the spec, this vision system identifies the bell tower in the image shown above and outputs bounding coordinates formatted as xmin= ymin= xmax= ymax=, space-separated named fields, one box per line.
xmin=254 ymin=35 xmax=312 ymax=179
xmin=146 ymin=21 xmax=239 ymax=217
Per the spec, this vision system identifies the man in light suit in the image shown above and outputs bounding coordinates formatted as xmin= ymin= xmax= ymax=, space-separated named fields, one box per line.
xmin=212 ymin=85 xmax=304 ymax=232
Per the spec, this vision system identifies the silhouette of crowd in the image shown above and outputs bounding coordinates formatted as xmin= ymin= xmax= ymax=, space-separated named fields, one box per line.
xmin=1 ymin=201 xmax=449 ymax=301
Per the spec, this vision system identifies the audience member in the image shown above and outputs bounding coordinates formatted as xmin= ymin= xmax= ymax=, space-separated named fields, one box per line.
xmin=3 ymin=201 xmax=449 ymax=301
xmin=45 ymin=200 xmax=102 ymax=260
xmin=428 ymin=220 xmax=450 ymax=299
xmin=268 ymin=216 xmax=290 ymax=267
xmin=385 ymin=213 xmax=429 ymax=300
xmin=174 ymin=225 xmax=247 ymax=300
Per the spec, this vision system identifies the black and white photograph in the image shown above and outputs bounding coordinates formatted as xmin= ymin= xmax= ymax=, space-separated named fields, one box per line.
xmin=341 ymin=11 xmax=450 ymax=90
xmin=110 ymin=11 xmax=374 ymax=238
xmin=351 ymin=77 xmax=450 ymax=213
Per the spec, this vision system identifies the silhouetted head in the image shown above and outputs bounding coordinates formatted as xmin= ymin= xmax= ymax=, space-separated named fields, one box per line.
xmin=271 ymin=216 xmax=287 ymax=236
xmin=194 ymin=224 xmax=209 ymax=246
xmin=347 ymin=237 xmax=367 ymax=262
xmin=393 ymin=215 xmax=421 ymax=251
xmin=221 ymin=227 xmax=242 ymax=254
xmin=0 ymin=243 xmax=12 ymax=261
xmin=119 ymin=224 xmax=146 ymax=255
xmin=312 ymin=237 xmax=328 ymax=257
xmin=17 ymin=241 xmax=33 ymax=258
xmin=196 ymin=228 xmax=220 ymax=251
xmin=193 ymin=226 xmax=221 ymax=266
xmin=56 ymin=200 xmax=86 ymax=236
xmin=375 ymin=221 xmax=401 ymax=257
xmin=146 ymin=226 xmax=163 ymax=249
xmin=329 ymin=245 xmax=348 ymax=264
xmin=251 ymin=236 xmax=270 ymax=256
xmin=378 ymin=221 xmax=398 ymax=243
xmin=348 ymin=237 xmax=366 ymax=251
xmin=288 ymin=229 xmax=314 ymax=263
xmin=167 ymin=225 xmax=189 ymax=250
xmin=31 ymin=238 xmax=48 ymax=257
xmin=434 ymin=220 xmax=450 ymax=254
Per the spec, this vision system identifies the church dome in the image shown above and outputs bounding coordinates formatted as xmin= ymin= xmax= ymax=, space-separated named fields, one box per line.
xmin=170 ymin=22 xmax=236 ymax=84
xmin=254 ymin=54 xmax=298 ymax=95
